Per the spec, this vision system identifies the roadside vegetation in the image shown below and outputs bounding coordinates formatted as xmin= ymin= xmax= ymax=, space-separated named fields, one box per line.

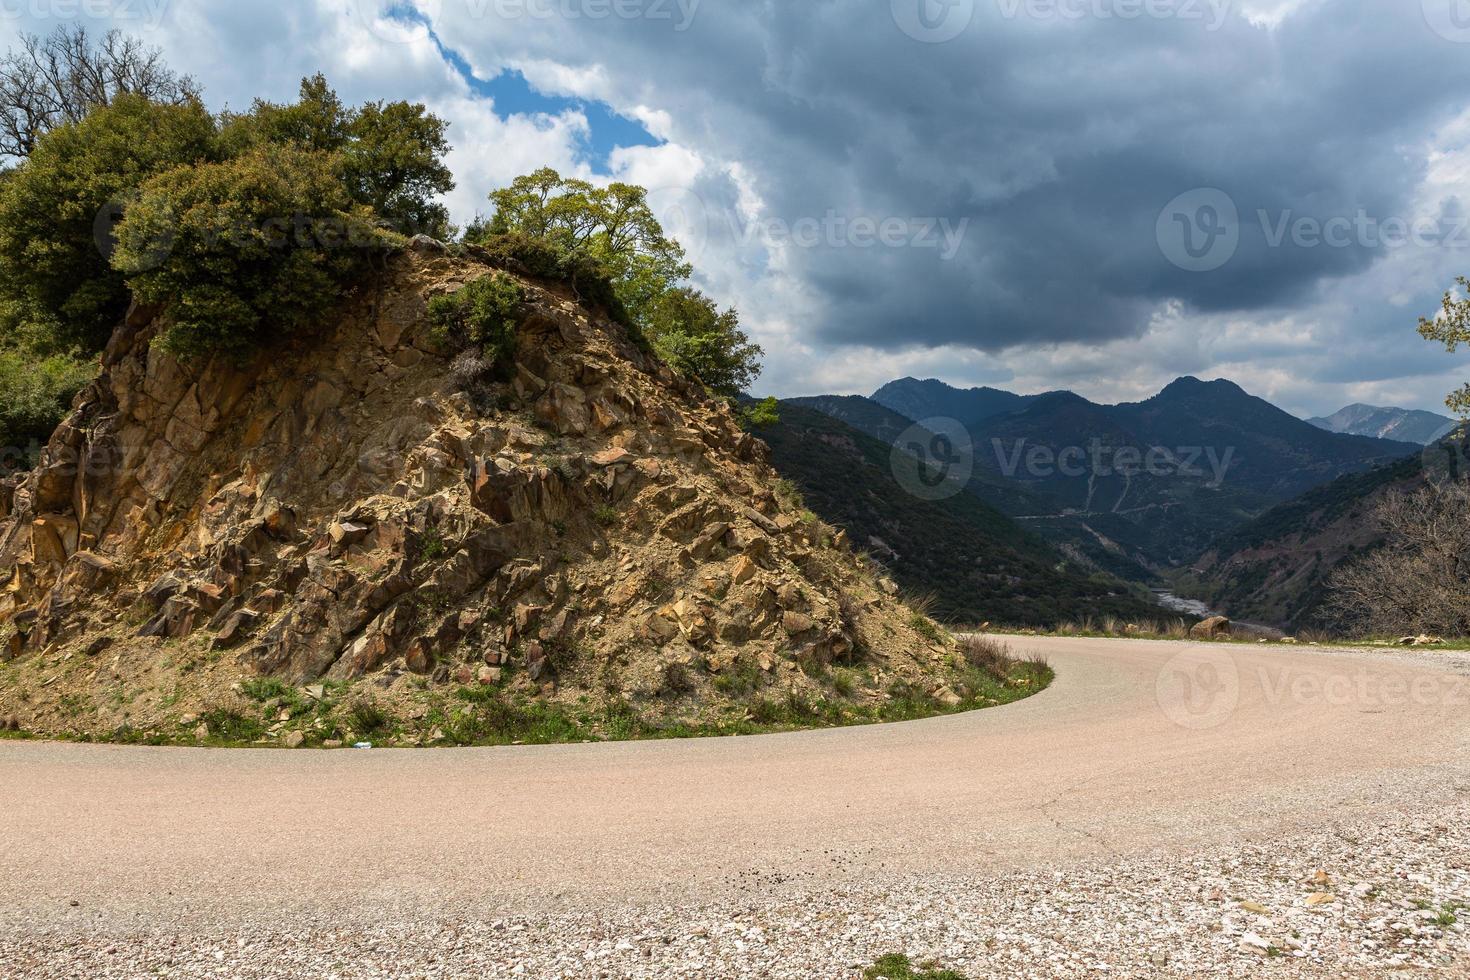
xmin=0 ymin=634 xmax=1052 ymax=748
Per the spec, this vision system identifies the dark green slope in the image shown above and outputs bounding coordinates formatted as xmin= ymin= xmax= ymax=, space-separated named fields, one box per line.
xmin=1183 ymin=429 xmax=1468 ymax=629
xmin=760 ymin=403 xmax=1160 ymax=626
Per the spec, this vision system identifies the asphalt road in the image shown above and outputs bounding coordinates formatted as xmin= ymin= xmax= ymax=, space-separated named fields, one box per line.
xmin=3 ymin=637 xmax=1468 ymax=931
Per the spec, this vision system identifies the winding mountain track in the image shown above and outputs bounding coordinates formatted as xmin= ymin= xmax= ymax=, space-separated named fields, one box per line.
xmin=2 ymin=637 xmax=1469 ymax=942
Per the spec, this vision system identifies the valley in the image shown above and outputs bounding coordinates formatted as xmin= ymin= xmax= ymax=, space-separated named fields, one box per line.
xmin=782 ymin=376 xmax=1439 ymax=634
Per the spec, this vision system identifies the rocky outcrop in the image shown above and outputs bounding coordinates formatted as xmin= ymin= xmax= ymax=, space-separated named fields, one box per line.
xmin=0 ymin=250 xmax=956 ymax=739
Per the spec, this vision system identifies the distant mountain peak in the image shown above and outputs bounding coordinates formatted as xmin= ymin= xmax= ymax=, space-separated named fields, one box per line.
xmin=1156 ymin=376 xmax=1246 ymax=399
xmin=1307 ymin=404 xmax=1457 ymax=446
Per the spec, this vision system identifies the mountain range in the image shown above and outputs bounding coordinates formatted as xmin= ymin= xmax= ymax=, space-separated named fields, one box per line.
xmin=799 ymin=377 xmax=1419 ymax=572
xmin=758 ymin=402 xmax=1161 ymax=625
xmin=1307 ymin=404 xmax=1457 ymax=445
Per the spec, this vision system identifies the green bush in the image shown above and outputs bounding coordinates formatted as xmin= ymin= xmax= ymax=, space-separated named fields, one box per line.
xmin=427 ymin=272 xmax=524 ymax=372
xmin=739 ymin=395 xmax=781 ymax=430
xmin=0 ymin=94 xmax=217 ymax=352
xmin=0 ymin=348 xmax=94 ymax=466
xmin=113 ymin=145 xmax=398 ymax=359
xmin=467 ymin=231 xmax=641 ymax=341
xmin=645 ymin=286 xmax=763 ymax=399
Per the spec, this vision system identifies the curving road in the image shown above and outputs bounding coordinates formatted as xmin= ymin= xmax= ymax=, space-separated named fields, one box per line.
xmin=3 ymin=637 xmax=1469 ymax=932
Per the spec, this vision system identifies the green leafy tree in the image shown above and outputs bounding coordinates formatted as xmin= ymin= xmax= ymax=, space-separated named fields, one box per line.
xmin=480 ymin=168 xmax=764 ymax=395
xmin=218 ymin=73 xmax=350 ymax=155
xmin=739 ymin=395 xmax=781 ymax=430
xmin=645 ymin=286 xmax=763 ymax=399
xmin=484 ymin=168 xmax=691 ymax=323
xmin=344 ymin=100 xmax=453 ymax=237
xmin=1420 ymin=276 xmax=1470 ymax=418
xmin=113 ymin=145 xmax=397 ymax=359
xmin=0 ymin=93 xmax=216 ymax=352
xmin=222 ymin=74 xmax=453 ymax=237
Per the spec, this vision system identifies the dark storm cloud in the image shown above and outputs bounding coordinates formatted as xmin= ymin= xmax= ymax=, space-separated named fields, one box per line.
xmin=433 ymin=0 xmax=1470 ymax=354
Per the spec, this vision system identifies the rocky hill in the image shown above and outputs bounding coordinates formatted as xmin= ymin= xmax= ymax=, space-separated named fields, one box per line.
xmin=0 ymin=246 xmax=1017 ymax=745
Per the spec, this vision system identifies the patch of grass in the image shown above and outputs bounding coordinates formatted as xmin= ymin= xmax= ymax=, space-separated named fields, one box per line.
xmin=448 ymin=686 xmax=590 ymax=744
xmin=956 ymin=634 xmax=1013 ymax=677
xmin=774 ymin=478 xmax=804 ymax=509
xmin=418 ymin=527 xmax=447 ymax=561
xmin=241 ymin=677 xmax=294 ymax=702
xmin=712 ymin=658 xmax=765 ymax=698
xmin=656 ymin=660 xmax=697 ymax=698
xmin=864 ymin=953 xmax=967 ymax=980
xmin=200 ymin=708 xmax=268 ymax=745
xmin=348 ymin=699 xmax=393 ymax=737
xmin=909 ymin=613 xmax=946 ymax=645
xmin=592 ymin=504 xmax=620 ymax=527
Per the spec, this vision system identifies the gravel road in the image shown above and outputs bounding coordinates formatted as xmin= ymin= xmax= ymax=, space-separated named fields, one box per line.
xmin=3 ymin=636 xmax=1468 ymax=978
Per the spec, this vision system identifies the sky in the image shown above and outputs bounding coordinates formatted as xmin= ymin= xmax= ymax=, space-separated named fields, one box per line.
xmin=3 ymin=0 xmax=1470 ymax=418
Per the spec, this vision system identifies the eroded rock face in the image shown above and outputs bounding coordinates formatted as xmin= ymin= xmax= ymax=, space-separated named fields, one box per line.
xmin=0 ymin=251 xmax=941 ymax=734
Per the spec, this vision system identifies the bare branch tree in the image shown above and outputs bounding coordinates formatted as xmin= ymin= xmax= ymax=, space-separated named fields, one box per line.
xmin=1325 ymin=479 xmax=1470 ymax=637
xmin=0 ymin=26 xmax=200 ymax=160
